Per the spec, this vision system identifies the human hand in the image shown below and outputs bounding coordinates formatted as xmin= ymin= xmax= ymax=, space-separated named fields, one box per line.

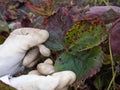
xmin=0 ymin=59 xmax=76 ymax=90
xmin=22 ymin=44 xmax=51 ymax=68
xmin=0 ymin=28 xmax=49 ymax=76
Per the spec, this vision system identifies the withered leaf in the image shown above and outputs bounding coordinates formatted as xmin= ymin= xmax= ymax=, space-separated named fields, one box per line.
xmin=110 ymin=18 xmax=120 ymax=56
xmin=25 ymin=0 xmax=55 ymax=16
xmin=43 ymin=7 xmax=73 ymax=50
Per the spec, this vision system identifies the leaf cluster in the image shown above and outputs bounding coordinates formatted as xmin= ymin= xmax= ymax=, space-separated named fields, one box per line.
xmin=1 ymin=0 xmax=120 ymax=89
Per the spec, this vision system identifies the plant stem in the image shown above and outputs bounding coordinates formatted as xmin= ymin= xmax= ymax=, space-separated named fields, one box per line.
xmin=103 ymin=0 xmax=110 ymax=6
xmin=107 ymin=72 xmax=116 ymax=90
xmin=107 ymin=37 xmax=116 ymax=90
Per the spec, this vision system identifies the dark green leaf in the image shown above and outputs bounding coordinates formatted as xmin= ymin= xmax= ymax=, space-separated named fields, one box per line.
xmin=55 ymin=46 xmax=103 ymax=79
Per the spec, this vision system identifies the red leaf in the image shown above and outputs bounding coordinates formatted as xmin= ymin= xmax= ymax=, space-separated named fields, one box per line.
xmin=25 ymin=0 xmax=55 ymax=16
xmin=43 ymin=7 xmax=73 ymax=50
xmin=110 ymin=18 xmax=120 ymax=56
xmin=85 ymin=6 xmax=120 ymax=24
xmin=43 ymin=7 xmax=73 ymax=39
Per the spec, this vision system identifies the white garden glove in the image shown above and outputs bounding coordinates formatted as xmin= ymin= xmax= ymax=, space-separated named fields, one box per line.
xmin=0 ymin=28 xmax=49 ymax=76
xmin=0 ymin=59 xmax=76 ymax=90
xmin=22 ymin=44 xmax=51 ymax=68
xmin=0 ymin=71 xmax=76 ymax=90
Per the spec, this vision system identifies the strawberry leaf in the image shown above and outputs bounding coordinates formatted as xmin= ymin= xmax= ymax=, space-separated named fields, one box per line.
xmin=25 ymin=0 xmax=55 ymax=16
xmin=110 ymin=18 xmax=120 ymax=56
xmin=64 ymin=19 xmax=106 ymax=54
xmin=55 ymin=46 xmax=103 ymax=79
xmin=85 ymin=6 xmax=120 ymax=24
xmin=44 ymin=7 xmax=73 ymax=51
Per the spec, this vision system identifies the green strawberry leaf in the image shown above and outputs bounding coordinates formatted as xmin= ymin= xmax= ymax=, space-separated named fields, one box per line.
xmin=55 ymin=46 xmax=103 ymax=80
xmin=64 ymin=20 xmax=107 ymax=54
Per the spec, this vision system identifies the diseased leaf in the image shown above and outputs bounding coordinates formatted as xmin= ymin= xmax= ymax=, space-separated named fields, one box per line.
xmin=55 ymin=46 xmax=103 ymax=79
xmin=64 ymin=18 xmax=106 ymax=53
xmin=43 ymin=7 xmax=73 ymax=51
xmin=110 ymin=18 xmax=120 ymax=56
xmin=25 ymin=0 xmax=55 ymax=16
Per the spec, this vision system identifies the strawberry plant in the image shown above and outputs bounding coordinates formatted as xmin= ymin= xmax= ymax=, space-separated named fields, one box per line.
xmin=1 ymin=0 xmax=120 ymax=89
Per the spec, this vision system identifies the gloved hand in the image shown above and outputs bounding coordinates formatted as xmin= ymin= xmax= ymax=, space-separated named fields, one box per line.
xmin=0 ymin=28 xmax=76 ymax=90
xmin=0 ymin=71 xmax=76 ymax=90
xmin=22 ymin=44 xmax=51 ymax=68
xmin=0 ymin=59 xmax=76 ymax=90
xmin=0 ymin=28 xmax=49 ymax=76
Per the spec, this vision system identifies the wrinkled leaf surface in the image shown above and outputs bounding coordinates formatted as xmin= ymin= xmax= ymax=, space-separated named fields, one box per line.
xmin=110 ymin=18 xmax=120 ymax=56
xmin=25 ymin=0 xmax=55 ymax=16
xmin=44 ymin=7 xmax=73 ymax=51
xmin=64 ymin=19 xmax=106 ymax=54
xmin=85 ymin=6 xmax=120 ymax=24
xmin=55 ymin=46 xmax=103 ymax=79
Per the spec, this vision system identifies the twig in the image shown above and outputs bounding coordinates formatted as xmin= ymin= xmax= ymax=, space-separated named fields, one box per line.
xmin=103 ymin=0 xmax=110 ymax=6
xmin=107 ymin=37 xmax=116 ymax=90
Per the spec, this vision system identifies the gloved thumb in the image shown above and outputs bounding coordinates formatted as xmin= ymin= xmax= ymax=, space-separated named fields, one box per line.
xmin=4 ymin=28 xmax=49 ymax=51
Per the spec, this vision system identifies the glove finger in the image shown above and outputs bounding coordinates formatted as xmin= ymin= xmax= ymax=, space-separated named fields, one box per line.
xmin=28 ymin=70 xmax=41 ymax=75
xmin=22 ymin=47 xmax=39 ymax=67
xmin=38 ymin=44 xmax=51 ymax=57
xmin=11 ymin=28 xmax=49 ymax=50
xmin=37 ymin=58 xmax=55 ymax=75
xmin=44 ymin=58 xmax=53 ymax=65
xmin=11 ymin=28 xmax=47 ymax=36
xmin=27 ymin=58 xmax=39 ymax=68
xmin=52 ymin=71 xmax=76 ymax=89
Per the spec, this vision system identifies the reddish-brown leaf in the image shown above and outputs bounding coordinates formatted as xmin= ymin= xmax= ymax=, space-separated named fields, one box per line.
xmin=43 ymin=7 xmax=73 ymax=50
xmin=110 ymin=18 xmax=120 ymax=56
xmin=85 ymin=6 xmax=120 ymax=24
xmin=25 ymin=0 xmax=55 ymax=16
